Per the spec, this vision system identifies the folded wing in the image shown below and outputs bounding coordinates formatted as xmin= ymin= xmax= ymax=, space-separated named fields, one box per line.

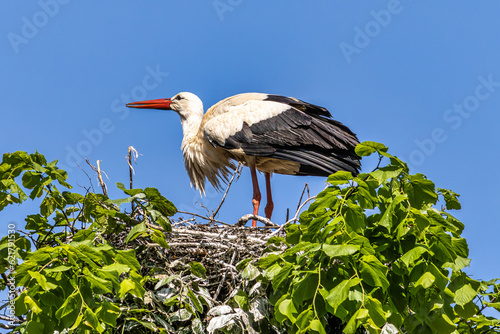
xmin=202 ymin=93 xmax=361 ymax=176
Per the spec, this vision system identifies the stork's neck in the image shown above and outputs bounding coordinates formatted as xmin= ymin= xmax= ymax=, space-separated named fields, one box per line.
xmin=179 ymin=108 xmax=204 ymax=147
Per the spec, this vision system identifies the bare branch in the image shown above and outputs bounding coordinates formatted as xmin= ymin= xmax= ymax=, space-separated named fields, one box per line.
xmin=211 ymin=163 xmax=242 ymax=221
xmin=85 ymin=158 xmax=107 ymax=196
xmin=177 ymin=211 xmax=232 ymax=226
xmin=127 ymin=146 xmax=139 ymax=212
xmin=235 ymin=214 xmax=278 ymax=228
xmin=264 ymin=195 xmax=317 ymax=240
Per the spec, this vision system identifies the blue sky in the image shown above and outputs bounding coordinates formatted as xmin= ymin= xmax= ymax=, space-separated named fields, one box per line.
xmin=1 ymin=0 xmax=500 ymax=316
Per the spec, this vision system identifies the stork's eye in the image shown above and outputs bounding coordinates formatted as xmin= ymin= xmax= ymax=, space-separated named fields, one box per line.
xmin=176 ymin=95 xmax=184 ymax=100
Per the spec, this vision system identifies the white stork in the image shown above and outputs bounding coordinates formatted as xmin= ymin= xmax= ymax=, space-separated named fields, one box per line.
xmin=126 ymin=92 xmax=361 ymax=227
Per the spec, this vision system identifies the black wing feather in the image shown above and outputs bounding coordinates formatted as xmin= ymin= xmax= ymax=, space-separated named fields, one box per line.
xmin=217 ymin=96 xmax=361 ymax=176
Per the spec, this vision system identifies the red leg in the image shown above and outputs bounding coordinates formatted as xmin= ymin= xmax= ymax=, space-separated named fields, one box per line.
xmin=264 ymin=172 xmax=274 ymax=219
xmin=249 ymin=164 xmax=261 ymax=227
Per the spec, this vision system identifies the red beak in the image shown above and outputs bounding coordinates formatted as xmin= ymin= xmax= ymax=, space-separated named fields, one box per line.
xmin=126 ymin=98 xmax=172 ymax=110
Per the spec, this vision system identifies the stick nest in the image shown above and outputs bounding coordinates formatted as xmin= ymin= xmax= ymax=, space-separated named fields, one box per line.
xmin=145 ymin=219 xmax=282 ymax=303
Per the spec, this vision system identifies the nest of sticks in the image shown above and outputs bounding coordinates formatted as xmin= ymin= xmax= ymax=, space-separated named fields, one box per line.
xmin=93 ymin=149 xmax=315 ymax=306
xmin=162 ymin=221 xmax=277 ymax=302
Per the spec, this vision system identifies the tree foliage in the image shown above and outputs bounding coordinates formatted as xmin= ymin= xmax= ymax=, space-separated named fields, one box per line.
xmin=1 ymin=143 xmax=499 ymax=333
xmin=251 ymin=142 xmax=500 ymax=333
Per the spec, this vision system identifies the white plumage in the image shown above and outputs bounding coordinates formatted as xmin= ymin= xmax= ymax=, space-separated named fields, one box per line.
xmin=127 ymin=92 xmax=361 ymax=227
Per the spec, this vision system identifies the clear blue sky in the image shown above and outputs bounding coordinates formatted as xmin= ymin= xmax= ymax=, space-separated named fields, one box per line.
xmin=1 ymin=0 xmax=500 ymax=313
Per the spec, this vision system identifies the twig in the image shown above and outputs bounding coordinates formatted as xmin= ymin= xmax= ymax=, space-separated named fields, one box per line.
xmin=167 ymin=242 xmax=229 ymax=250
xmin=75 ymin=161 xmax=96 ymax=194
xmin=235 ymin=214 xmax=279 ymax=228
xmin=210 ymin=163 xmax=242 ymax=221
xmin=97 ymin=160 xmax=107 ymax=196
xmin=171 ymin=227 xmax=266 ymax=245
xmin=171 ymin=218 xmax=196 ymax=227
xmin=127 ymin=146 xmax=139 ymax=213
xmin=85 ymin=159 xmax=107 ymax=196
xmin=177 ymin=211 xmax=232 ymax=226
xmin=0 ymin=314 xmax=22 ymax=324
xmin=296 ymin=183 xmax=310 ymax=212
xmin=264 ymin=195 xmax=317 ymax=240
xmin=213 ymin=249 xmax=237 ymax=300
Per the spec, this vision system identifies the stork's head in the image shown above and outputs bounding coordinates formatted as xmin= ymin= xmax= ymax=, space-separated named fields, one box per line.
xmin=126 ymin=92 xmax=204 ymax=120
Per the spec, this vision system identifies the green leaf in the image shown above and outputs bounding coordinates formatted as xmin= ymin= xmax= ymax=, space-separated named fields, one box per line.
xmin=309 ymin=319 xmax=327 ymax=334
xmin=110 ymin=196 xmax=134 ymax=206
xmin=428 ymin=312 xmax=456 ymax=334
xmin=14 ymin=293 xmax=28 ymax=316
xmin=405 ymin=174 xmax=438 ymax=209
xmin=235 ymin=258 xmax=252 ymax=271
xmin=28 ymin=270 xmax=58 ymax=291
xmin=415 ymin=271 xmax=435 ymax=289
xmin=55 ymin=290 xmax=81 ymax=320
xmin=101 ymin=262 xmax=130 ymax=274
xmin=44 ymin=264 xmax=73 ymax=273
xmin=40 ymin=196 xmax=56 ymax=217
xmin=116 ymin=182 xmax=144 ymax=196
xmin=144 ymin=187 xmax=177 ymax=216
xmin=232 ymin=289 xmax=248 ymax=311
xmin=400 ymin=245 xmax=429 ymax=268
xmin=24 ymin=295 xmax=43 ymax=314
xmin=365 ymin=295 xmax=387 ymax=328
xmin=96 ymin=301 xmax=121 ymax=327
xmin=22 ymin=171 xmax=42 ymax=190
xmin=455 ymin=300 xmax=479 ymax=318
xmin=124 ymin=221 xmax=147 ymax=243
xmin=370 ymin=165 xmax=403 ymax=184
xmin=355 ymin=141 xmax=387 ymax=157
xmin=454 ymin=283 xmax=477 ymax=306
xmin=327 ymin=171 xmax=353 ymax=185
xmin=427 ymin=263 xmax=449 ymax=291
xmin=322 ymin=244 xmax=359 ymax=258
xmin=378 ymin=193 xmax=407 ymax=231
xmin=83 ymin=267 xmax=113 ymax=294
xmin=242 ymin=263 xmax=260 ymax=281
xmin=116 ymin=249 xmax=140 ymax=272
xmin=25 ymin=320 xmax=45 ymax=333
xmin=187 ymin=288 xmax=204 ymax=312
xmin=296 ymin=309 xmax=314 ymax=330
xmin=156 ymin=215 xmax=172 ymax=232
xmin=151 ymin=228 xmax=170 ymax=248
xmin=443 ymin=212 xmax=464 ymax=235
xmin=119 ymin=278 xmax=136 ymax=298
xmin=256 ymin=253 xmax=281 ymax=268
xmin=359 ymin=255 xmax=389 ymax=292
xmin=285 ymin=223 xmax=301 ymax=244
xmin=292 ymin=273 xmax=318 ymax=305
xmin=306 ymin=212 xmax=332 ymax=237
xmin=323 ymin=278 xmax=362 ymax=312
xmin=438 ymin=188 xmax=461 ymax=210
xmin=277 ymin=298 xmax=297 ymax=322
xmin=443 ymin=256 xmax=470 ymax=271
xmin=84 ymin=307 xmax=102 ymax=331
xmin=344 ymin=308 xmax=369 ymax=334
xmin=272 ymin=263 xmax=293 ymax=290
xmin=189 ymin=262 xmax=207 ymax=279
xmin=430 ymin=232 xmax=456 ymax=263
xmin=344 ymin=203 xmax=365 ymax=232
